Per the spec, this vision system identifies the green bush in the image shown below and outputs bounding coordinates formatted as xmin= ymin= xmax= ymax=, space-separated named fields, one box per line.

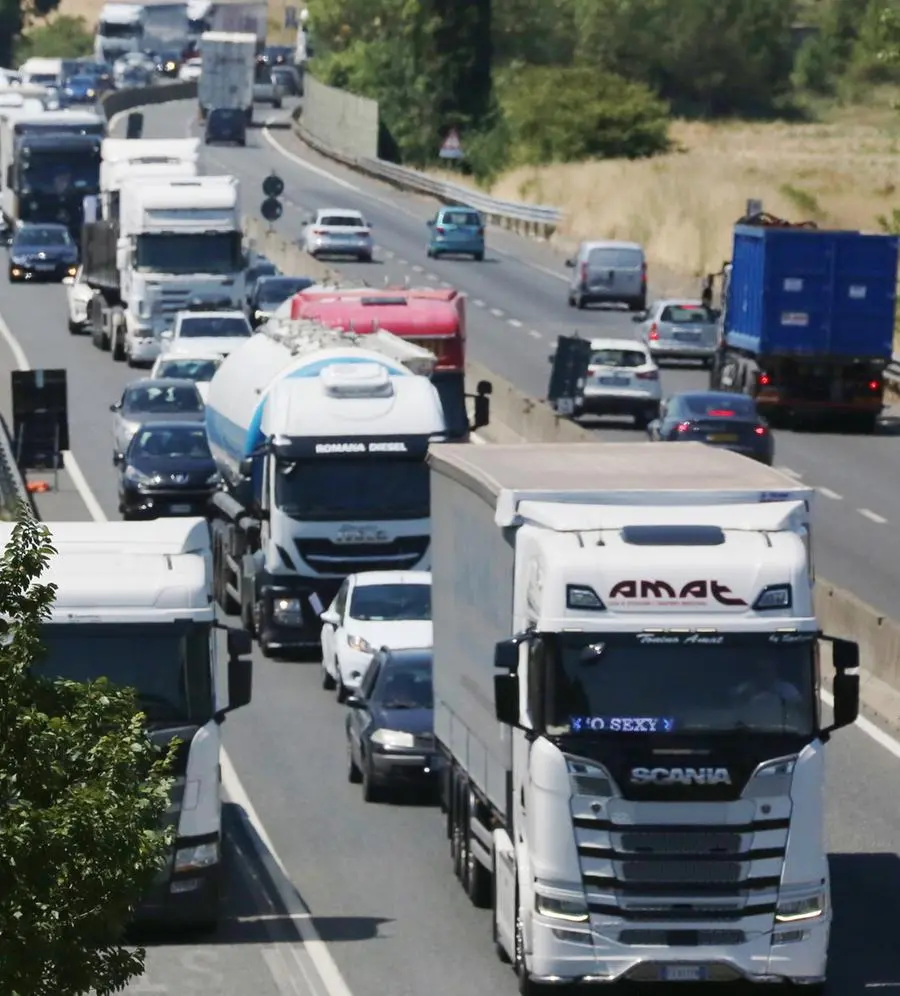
xmin=498 ymin=65 xmax=670 ymax=166
xmin=15 ymin=15 xmax=93 ymax=62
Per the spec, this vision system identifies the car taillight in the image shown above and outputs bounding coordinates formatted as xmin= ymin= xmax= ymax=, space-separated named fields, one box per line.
xmin=580 ymin=262 xmax=588 ymax=283
xmin=435 ymin=226 xmax=445 ymax=235
xmin=648 ymin=323 xmax=659 ymax=340
xmin=708 ymin=409 xmax=735 ymax=417
xmin=641 ymin=261 xmax=647 ymax=286
xmin=758 ymin=372 xmax=770 ymax=386
xmin=676 ymin=421 xmax=693 ymax=433
xmin=635 ymin=369 xmax=658 ymax=380
xmin=754 ymin=425 xmax=767 ymax=435
xmin=868 ymin=379 xmax=880 ymax=391
xmin=312 ymin=228 xmax=324 ymax=235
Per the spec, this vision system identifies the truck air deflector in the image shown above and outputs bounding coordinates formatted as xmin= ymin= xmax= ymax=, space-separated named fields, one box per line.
xmin=619 ymin=525 xmax=726 ymax=546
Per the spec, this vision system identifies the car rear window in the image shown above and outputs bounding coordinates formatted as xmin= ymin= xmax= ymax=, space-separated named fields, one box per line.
xmin=661 ymin=304 xmax=714 ymax=323
xmin=682 ymin=395 xmax=757 ymax=417
xmin=587 ymin=247 xmax=643 ymax=268
xmin=320 ymin=215 xmax=364 ymax=227
xmin=591 ymin=348 xmax=648 ymax=368
xmin=442 ymin=211 xmax=480 ymax=226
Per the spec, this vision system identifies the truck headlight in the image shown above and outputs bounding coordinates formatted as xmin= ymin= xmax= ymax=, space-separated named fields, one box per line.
xmin=776 ymin=891 xmax=825 ymax=922
xmin=752 ymin=755 xmax=797 ymax=780
xmin=273 ymin=597 xmax=302 ymax=622
xmin=174 ymin=840 xmax=219 ymax=873
xmin=566 ymin=757 xmax=615 ymax=798
xmin=370 ymin=729 xmax=415 ymax=749
xmin=347 ymin=634 xmax=374 ymax=654
xmin=536 ymin=894 xmax=589 ymax=922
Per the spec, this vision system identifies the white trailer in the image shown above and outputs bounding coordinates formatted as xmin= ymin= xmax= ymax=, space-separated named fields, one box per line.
xmin=1 ymin=518 xmax=253 ymax=928
xmin=198 ymin=31 xmax=256 ymax=120
xmin=95 ymin=0 xmax=189 ymax=61
xmin=429 ymin=441 xmax=860 ymax=992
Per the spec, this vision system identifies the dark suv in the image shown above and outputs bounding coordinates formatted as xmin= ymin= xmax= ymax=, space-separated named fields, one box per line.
xmin=205 ymin=107 xmax=247 ymax=146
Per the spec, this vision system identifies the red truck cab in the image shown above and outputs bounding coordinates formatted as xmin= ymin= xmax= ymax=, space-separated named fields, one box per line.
xmin=290 ymin=287 xmax=471 ymax=437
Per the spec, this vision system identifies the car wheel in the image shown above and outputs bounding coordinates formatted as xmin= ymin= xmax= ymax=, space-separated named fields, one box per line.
xmin=335 ymin=667 xmax=348 ymax=703
xmin=67 ymin=318 xmax=80 ymax=334
xmin=473 ymin=251 xmax=484 ymax=261
xmin=321 ymin=659 xmax=336 ymax=690
xmin=426 ymin=247 xmax=433 ymax=258
xmin=358 ymin=253 xmax=372 ymax=262
xmin=629 ymin=297 xmax=647 ymax=312
xmin=361 ymin=757 xmax=382 ymax=802
xmin=575 ymin=294 xmax=586 ymax=310
xmin=347 ymin=739 xmax=362 ymax=783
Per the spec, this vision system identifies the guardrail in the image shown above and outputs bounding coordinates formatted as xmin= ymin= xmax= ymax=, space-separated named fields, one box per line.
xmin=888 ymin=354 xmax=900 ymax=388
xmin=0 ymin=416 xmax=34 ymax=518
xmin=293 ymin=109 xmax=563 ymax=240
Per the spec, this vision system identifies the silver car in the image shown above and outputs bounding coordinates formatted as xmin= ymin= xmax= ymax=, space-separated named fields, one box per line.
xmin=110 ymin=378 xmax=205 ymax=461
xmin=565 ymin=239 xmax=647 ymax=311
xmin=637 ymin=299 xmax=719 ymax=367
xmin=303 ymin=208 xmax=374 ymax=262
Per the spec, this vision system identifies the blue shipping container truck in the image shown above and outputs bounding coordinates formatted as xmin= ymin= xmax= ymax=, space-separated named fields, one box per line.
xmin=710 ymin=218 xmax=899 ymax=431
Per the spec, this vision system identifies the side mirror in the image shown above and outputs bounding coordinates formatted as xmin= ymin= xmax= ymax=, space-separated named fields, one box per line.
xmin=426 ymin=219 xmax=434 ymax=227
xmin=564 ymin=258 xmax=575 ymax=268
xmin=632 ymin=313 xmax=645 ymax=323
xmin=239 ymin=457 xmax=254 ymax=477
xmin=227 ymin=628 xmax=252 ymax=658
xmin=160 ymin=330 xmax=173 ymax=340
xmin=320 ymin=608 xmax=340 ymax=626
xmin=345 ymin=695 xmax=365 ymax=709
xmin=109 ymin=401 xmax=121 ymax=411
xmin=494 ymin=638 xmax=520 ymax=672
xmin=225 ymin=655 xmax=253 ymax=713
xmin=820 ymin=635 xmax=860 ymax=738
xmin=647 ymin=420 xmax=659 ymax=437
xmin=494 ymin=673 xmax=520 ymax=726
xmin=547 ymin=352 xmax=556 ymax=364
xmin=112 ymin=452 xmax=124 ymax=466
xmin=62 ymin=276 xmax=74 ymax=286
xmin=471 ymin=379 xmax=492 ymax=431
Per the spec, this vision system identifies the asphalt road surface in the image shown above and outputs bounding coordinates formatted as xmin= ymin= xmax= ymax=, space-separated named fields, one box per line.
xmin=0 ymin=95 xmax=899 ymax=994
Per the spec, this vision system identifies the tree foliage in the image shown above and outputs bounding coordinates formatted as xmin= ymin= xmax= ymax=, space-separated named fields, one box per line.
xmin=14 ymin=15 xmax=93 ymax=63
xmin=0 ymin=510 xmax=175 ymax=996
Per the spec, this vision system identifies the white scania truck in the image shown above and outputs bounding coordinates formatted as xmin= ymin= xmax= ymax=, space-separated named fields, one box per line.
xmin=82 ymin=138 xmax=244 ymax=365
xmin=429 ymin=441 xmax=860 ymax=992
xmin=6 ymin=518 xmax=253 ymax=929
xmin=205 ymin=315 xmax=452 ymax=657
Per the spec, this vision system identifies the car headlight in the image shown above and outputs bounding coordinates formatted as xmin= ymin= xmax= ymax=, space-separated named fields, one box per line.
xmin=272 ymin=597 xmax=302 ymax=622
xmin=205 ymin=471 xmax=221 ymax=485
xmin=776 ymin=891 xmax=825 ymax=923
xmin=124 ymin=464 xmax=154 ymax=484
xmin=86 ymin=89 xmax=95 ymax=97
xmin=346 ymin=634 xmax=374 ymax=653
xmin=67 ymin=266 xmax=77 ymax=276
xmin=370 ymin=729 xmax=415 ymax=748
xmin=174 ymin=840 xmax=219 ymax=873
xmin=536 ymin=893 xmax=589 ymax=922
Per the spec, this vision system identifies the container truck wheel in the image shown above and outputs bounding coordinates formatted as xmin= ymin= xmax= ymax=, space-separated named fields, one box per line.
xmin=464 ymin=789 xmax=491 ymax=908
xmin=514 ymin=898 xmax=539 ymax=995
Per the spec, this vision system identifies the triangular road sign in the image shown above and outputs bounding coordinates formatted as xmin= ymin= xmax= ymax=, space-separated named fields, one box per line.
xmin=439 ymin=128 xmax=464 ymax=159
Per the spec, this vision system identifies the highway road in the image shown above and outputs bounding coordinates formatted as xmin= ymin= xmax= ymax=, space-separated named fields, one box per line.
xmin=118 ymin=98 xmax=900 ymax=621
xmin=2 ymin=252 xmax=900 ymax=996
xmin=0 ymin=93 xmax=899 ymax=994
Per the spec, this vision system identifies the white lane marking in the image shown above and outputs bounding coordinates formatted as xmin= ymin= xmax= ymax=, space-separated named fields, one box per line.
xmin=817 ymin=487 xmax=842 ymax=500
xmin=473 ymin=299 xmax=485 ymax=308
xmin=261 ymin=125 xmax=361 ymax=192
xmin=397 ymin=258 xmax=408 ymax=266
xmin=426 ymin=273 xmax=437 ymax=281
xmin=384 ymin=249 xmax=395 ymax=258
xmin=489 ymin=244 xmax=568 ymax=283
xmin=508 ymin=319 xmax=523 ymax=328
xmin=820 ymin=688 xmax=900 ymax=761
xmin=0 ymin=294 xmax=348 ymax=996
xmin=471 ymin=433 xmax=486 ymax=445
xmin=490 ymin=308 xmax=504 ymax=318
xmin=775 ymin=466 xmax=801 ymax=478
xmin=859 ymin=508 xmax=888 ymax=524
xmin=529 ymin=330 xmax=542 ymax=339
xmin=411 ymin=264 xmax=423 ymax=273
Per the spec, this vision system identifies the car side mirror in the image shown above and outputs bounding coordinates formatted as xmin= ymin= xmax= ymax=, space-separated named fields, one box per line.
xmin=320 ymin=608 xmax=339 ymax=626
xmin=109 ymin=401 xmax=121 ymax=411
xmin=632 ymin=313 xmax=645 ymax=322
xmin=345 ymin=695 xmax=365 ymax=709
xmin=239 ymin=457 xmax=254 ymax=477
xmin=112 ymin=452 xmax=124 ymax=465
xmin=494 ymin=673 xmax=520 ymax=726
xmin=426 ymin=219 xmax=434 ymax=226
xmin=62 ymin=275 xmax=74 ymax=286
xmin=564 ymin=258 xmax=575 ymax=268
xmin=160 ymin=330 xmax=173 ymax=340
xmin=547 ymin=352 xmax=555 ymax=363
xmin=227 ymin=628 xmax=252 ymax=658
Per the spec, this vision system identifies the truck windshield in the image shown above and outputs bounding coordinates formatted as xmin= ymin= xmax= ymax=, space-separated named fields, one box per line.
xmin=542 ymin=632 xmax=816 ymax=737
xmin=135 ymin=233 xmax=242 ymax=274
xmin=275 ymin=458 xmax=430 ymax=521
xmin=31 ymin=623 xmax=214 ymax=725
xmin=20 ymin=151 xmax=100 ymax=194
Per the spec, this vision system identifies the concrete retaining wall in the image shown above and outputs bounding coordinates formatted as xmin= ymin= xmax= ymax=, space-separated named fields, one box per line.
xmin=301 ymin=75 xmax=379 ymax=161
xmin=100 ymin=80 xmax=198 ymax=119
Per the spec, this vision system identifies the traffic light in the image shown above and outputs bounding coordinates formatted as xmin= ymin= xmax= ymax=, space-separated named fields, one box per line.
xmin=261 ymin=172 xmax=284 ymax=226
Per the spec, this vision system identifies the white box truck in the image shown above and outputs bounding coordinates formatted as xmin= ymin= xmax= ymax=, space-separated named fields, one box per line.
xmin=198 ymin=31 xmax=256 ymax=121
xmin=429 ymin=441 xmax=860 ymax=992
xmin=5 ymin=518 xmax=253 ymax=928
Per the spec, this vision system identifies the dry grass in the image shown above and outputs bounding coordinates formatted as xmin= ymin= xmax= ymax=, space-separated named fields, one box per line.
xmin=435 ymin=91 xmax=900 ymax=284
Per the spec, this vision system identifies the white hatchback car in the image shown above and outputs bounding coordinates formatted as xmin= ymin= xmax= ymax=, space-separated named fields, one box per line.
xmin=303 ymin=207 xmax=374 ymax=262
xmin=64 ymin=265 xmax=93 ymax=334
xmin=319 ymin=571 xmax=432 ymax=701
xmin=150 ymin=351 xmax=223 ymax=403
xmin=575 ymin=337 xmax=662 ymax=427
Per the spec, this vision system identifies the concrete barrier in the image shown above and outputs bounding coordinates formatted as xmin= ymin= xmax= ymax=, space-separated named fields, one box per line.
xmin=100 ymin=80 xmax=198 ymax=119
xmin=301 ymin=75 xmax=379 ymax=160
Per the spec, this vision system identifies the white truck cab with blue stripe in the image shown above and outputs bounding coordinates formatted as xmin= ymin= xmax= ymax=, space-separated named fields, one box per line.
xmin=205 ymin=314 xmax=447 ymax=656
xmin=1 ymin=518 xmax=253 ymax=930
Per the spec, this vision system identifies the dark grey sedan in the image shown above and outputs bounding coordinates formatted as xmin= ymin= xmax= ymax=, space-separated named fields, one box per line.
xmin=636 ymin=299 xmax=719 ymax=367
xmin=110 ymin=378 xmax=205 ymax=462
xmin=345 ymin=648 xmax=438 ymax=803
xmin=647 ymin=390 xmax=775 ymax=465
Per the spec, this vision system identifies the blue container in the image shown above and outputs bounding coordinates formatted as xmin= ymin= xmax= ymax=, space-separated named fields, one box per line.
xmin=725 ymin=225 xmax=899 ymax=358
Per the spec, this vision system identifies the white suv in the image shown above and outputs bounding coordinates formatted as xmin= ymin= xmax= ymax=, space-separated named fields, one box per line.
xmin=575 ymin=337 xmax=662 ymax=428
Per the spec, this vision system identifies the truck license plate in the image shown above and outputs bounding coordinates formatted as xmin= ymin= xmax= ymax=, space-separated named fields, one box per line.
xmin=169 ymin=503 xmax=192 ymax=514
xmin=661 ymin=965 xmax=707 ymax=982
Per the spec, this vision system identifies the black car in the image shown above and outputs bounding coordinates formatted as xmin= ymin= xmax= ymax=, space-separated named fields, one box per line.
xmin=116 ymin=421 xmax=220 ymax=520
xmin=249 ymin=275 xmax=316 ymax=327
xmin=205 ymin=107 xmax=247 ymax=146
xmin=648 ymin=390 xmax=775 ymax=464
xmin=155 ymin=51 xmax=181 ymax=77
xmin=346 ymin=648 xmax=437 ymax=802
xmin=262 ymin=44 xmax=293 ymax=66
xmin=271 ymin=65 xmax=301 ymax=96
xmin=244 ymin=254 xmax=280 ymax=303
xmin=8 ymin=223 xmax=79 ymax=282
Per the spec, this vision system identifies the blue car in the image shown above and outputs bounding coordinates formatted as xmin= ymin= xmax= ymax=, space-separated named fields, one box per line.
xmin=426 ymin=206 xmax=485 ymax=261
xmin=61 ymin=74 xmax=99 ymax=105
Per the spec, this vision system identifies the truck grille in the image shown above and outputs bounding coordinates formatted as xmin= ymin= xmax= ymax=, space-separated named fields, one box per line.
xmin=619 ymin=861 xmax=742 ymax=884
xmin=295 ymin=536 xmax=429 ymax=575
xmin=618 ymin=929 xmax=745 ymax=946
